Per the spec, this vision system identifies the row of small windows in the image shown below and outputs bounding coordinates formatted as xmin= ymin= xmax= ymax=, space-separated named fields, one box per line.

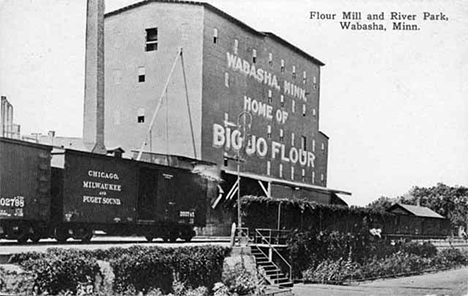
xmin=265 ymin=128 xmax=325 ymax=152
xmin=143 ymin=27 xmax=316 ymax=88
xmin=266 ymin=161 xmax=324 ymax=184
xmin=225 ymin=80 xmax=316 ymax=116
xmin=211 ymin=28 xmax=317 ymax=86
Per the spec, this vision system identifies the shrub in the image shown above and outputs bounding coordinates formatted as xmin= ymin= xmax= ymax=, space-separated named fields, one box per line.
xmin=111 ymin=247 xmax=174 ymax=294
xmin=110 ymin=245 xmax=231 ymax=294
xmin=8 ymin=245 xmax=231 ymax=295
xmin=287 ymin=230 xmax=403 ymax=278
xmin=173 ymin=246 xmax=231 ymax=290
xmin=222 ymin=263 xmax=266 ymax=295
xmin=19 ymin=252 xmax=100 ymax=295
xmin=400 ymin=241 xmax=437 ymax=258
xmin=302 ymin=258 xmax=361 ymax=284
xmin=0 ymin=266 xmax=35 ymax=295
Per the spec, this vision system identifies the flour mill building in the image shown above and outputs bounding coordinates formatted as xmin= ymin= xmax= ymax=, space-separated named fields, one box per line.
xmin=91 ymin=0 xmax=350 ymax=216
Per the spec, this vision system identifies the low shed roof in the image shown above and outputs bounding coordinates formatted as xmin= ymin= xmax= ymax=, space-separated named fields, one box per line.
xmin=387 ymin=203 xmax=445 ymax=219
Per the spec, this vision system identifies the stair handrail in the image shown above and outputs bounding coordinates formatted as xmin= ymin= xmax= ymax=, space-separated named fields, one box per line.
xmin=255 ymin=228 xmax=291 ymax=245
xmin=255 ymin=228 xmax=292 ymax=282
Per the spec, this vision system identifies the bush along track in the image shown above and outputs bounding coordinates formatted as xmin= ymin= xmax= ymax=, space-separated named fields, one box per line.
xmin=4 ymin=245 xmax=233 ymax=295
xmin=287 ymin=230 xmax=468 ymax=285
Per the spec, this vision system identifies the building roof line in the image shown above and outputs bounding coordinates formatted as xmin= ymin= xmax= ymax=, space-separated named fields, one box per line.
xmin=105 ymin=0 xmax=325 ymax=66
xmin=319 ymin=131 xmax=329 ymax=139
xmin=223 ymin=169 xmax=351 ymax=196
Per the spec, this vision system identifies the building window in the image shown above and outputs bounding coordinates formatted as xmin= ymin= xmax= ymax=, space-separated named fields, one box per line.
xmin=267 ymin=125 xmax=271 ymax=139
xmin=137 ymin=108 xmax=145 ymax=123
xmin=280 ymin=129 xmax=284 ymax=143
xmin=313 ymin=76 xmax=317 ymax=90
xmin=301 ymin=136 xmax=307 ymax=150
xmin=234 ymin=39 xmax=238 ymax=55
xmin=303 ymin=71 xmax=307 ymax=84
xmin=224 ymin=72 xmax=229 ymax=87
xmin=268 ymin=53 xmax=273 ymax=66
xmin=302 ymin=104 xmax=306 ymax=116
xmin=312 ymin=171 xmax=315 ymax=184
xmin=279 ymin=164 xmax=283 ymax=178
xmin=145 ymin=28 xmax=158 ymax=51
xmin=301 ymin=169 xmax=305 ymax=182
xmin=281 ymin=59 xmax=285 ymax=73
xmin=268 ymin=90 xmax=272 ymax=104
xmin=267 ymin=161 xmax=271 ymax=175
xmin=292 ymin=100 xmax=295 ymax=113
xmin=213 ymin=28 xmax=218 ymax=44
xmin=313 ymin=108 xmax=317 ymax=116
xmin=322 ymin=143 xmax=325 ymax=150
xmin=252 ymin=49 xmax=257 ymax=63
xmin=312 ymin=139 xmax=316 ymax=152
xmin=321 ymin=173 xmax=324 ymax=182
xmin=291 ymin=133 xmax=295 ymax=146
xmin=291 ymin=166 xmax=295 ymax=180
xmin=280 ymin=95 xmax=284 ymax=107
xmin=292 ymin=66 xmax=296 ymax=79
xmin=138 ymin=67 xmax=145 ymax=83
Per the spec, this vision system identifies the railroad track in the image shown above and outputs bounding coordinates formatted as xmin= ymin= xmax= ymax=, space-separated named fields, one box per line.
xmin=0 ymin=236 xmax=231 ymax=261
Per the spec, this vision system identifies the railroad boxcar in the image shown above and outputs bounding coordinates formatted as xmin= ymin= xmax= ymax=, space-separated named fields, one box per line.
xmin=50 ymin=148 xmax=209 ymax=242
xmin=0 ymin=138 xmax=210 ymax=243
xmin=0 ymin=138 xmax=52 ymax=243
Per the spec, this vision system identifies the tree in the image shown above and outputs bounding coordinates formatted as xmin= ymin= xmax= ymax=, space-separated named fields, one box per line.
xmin=366 ymin=196 xmax=397 ymax=212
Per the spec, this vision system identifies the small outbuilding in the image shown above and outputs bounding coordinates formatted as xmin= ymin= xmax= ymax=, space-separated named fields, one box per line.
xmin=386 ymin=203 xmax=449 ymax=238
xmin=386 ymin=203 xmax=445 ymax=219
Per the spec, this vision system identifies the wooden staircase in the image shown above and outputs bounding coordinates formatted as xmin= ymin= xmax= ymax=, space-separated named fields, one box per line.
xmin=251 ymin=229 xmax=294 ymax=289
xmin=252 ymin=246 xmax=294 ymax=288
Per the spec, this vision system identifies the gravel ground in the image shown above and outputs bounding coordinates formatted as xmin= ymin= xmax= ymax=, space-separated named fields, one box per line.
xmin=293 ymin=267 xmax=468 ymax=296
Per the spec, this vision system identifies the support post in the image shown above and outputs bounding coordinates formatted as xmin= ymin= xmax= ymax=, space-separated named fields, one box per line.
xmin=137 ymin=48 xmax=182 ymax=161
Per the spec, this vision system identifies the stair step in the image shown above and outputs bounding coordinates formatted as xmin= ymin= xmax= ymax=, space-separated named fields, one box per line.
xmin=258 ymin=262 xmax=276 ymax=268
xmin=260 ymin=264 xmax=277 ymax=270
xmin=278 ymin=282 xmax=294 ymax=288
xmin=270 ymin=275 xmax=287 ymax=281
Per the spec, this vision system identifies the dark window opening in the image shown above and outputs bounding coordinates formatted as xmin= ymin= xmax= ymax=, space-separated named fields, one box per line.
xmin=138 ymin=116 xmax=145 ymax=123
xmin=145 ymin=28 xmax=158 ymax=52
xmin=213 ymin=28 xmax=218 ymax=44
xmin=223 ymin=158 xmax=228 ymax=166
xmin=138 ymin=75 xmax=145 ymax=83
xmin=301 ymin=136 xmax=307 ymax=150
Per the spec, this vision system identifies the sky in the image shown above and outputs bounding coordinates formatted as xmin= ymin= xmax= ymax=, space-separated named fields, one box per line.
xmin=1 ymin=0 xmax=467 ymax=206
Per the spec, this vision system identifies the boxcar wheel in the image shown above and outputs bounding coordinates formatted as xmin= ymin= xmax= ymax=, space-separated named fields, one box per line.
xmin=183 ymin=235 xmax=193 ymax=242
xmin=81 ymin=231 xmax=93 ymax=243
xmin=30 ymin=233 xmax=41 ymax=244
xmin=54 ymin=228 xmax=69 ymax=244
xmin=145 ymin=235 xmax=154 ymax=242
xmin=17 ymin=234 xmax=29 ymax=244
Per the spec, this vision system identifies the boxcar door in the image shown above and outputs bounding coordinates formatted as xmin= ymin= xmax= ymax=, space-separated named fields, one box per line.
xmin=157 ymin=171 xmax=176 ymax=222
xmin=137 ymin=168 xmax=160 ymax=221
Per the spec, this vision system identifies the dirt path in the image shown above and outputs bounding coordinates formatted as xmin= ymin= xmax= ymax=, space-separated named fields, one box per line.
xmin=293 ymin=267 xmax=468 ymax=296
